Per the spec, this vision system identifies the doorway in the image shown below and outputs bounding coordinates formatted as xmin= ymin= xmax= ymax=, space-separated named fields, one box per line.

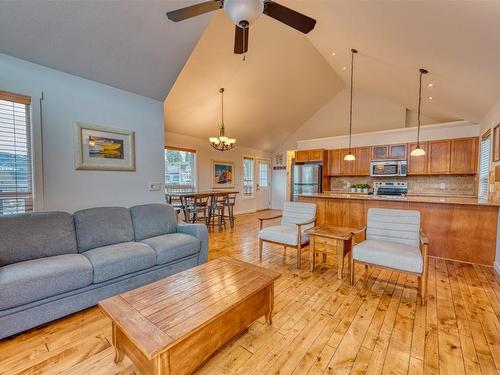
xmin=256 ymin=159 xmax=271 ymax=210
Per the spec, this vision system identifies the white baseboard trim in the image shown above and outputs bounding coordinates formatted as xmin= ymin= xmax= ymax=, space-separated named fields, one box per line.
xmin=494 ymin=261 xmax=500 ymax=275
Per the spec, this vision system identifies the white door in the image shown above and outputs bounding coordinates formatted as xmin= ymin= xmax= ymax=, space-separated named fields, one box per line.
xmin=256 ymin=159 xmax=271 ymax=210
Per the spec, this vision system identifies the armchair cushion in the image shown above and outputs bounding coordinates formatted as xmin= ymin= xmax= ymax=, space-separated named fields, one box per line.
xmin=281 ymin=202 xmax=316 ymax=232
xmin=353 ymin=239 xmax=423 ymax=274
xmin=366 ymin=208 xmax=420 ymax=248
xmin=259 ymin=224 xmax=309 ymax=246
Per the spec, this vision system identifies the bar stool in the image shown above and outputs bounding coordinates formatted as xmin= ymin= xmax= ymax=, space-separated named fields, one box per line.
xmin=224 ymin=193 xmax=237 ymax=229
xmin=208 ymin=193 xmax=227 ymax=231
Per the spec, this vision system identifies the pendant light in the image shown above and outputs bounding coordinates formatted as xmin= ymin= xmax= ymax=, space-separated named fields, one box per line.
xmin=209 ymin=88 xmax=236 ymax=152
xmin=410 ymin=68 xmax=428 ymax=156
xmin=344 ymin=48 xmax=358 ymax=161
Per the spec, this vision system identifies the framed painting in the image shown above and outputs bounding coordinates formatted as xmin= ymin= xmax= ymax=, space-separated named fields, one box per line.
xmin=494 ymin=124 xmax=500 ymax=162
xmin=74 ymin=122 xmax=135 ymax=171
xmin=211 ymin=160 xmax=235 ymax=188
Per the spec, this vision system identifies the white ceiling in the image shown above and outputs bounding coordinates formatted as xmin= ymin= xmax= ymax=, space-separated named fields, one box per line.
xmin=164 ymin=11 xmax=343 ymax=151
xmin=0 ymin=0 xmax=211 ymax=101
xmin=285 ymin=0 xmax=500 ymax=123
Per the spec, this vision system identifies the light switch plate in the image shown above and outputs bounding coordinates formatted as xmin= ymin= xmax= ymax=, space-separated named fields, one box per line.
xmin=148 ymin=183 xmax=162 ymax=191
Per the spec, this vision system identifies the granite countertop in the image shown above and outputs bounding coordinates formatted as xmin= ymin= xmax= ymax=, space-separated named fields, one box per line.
xmin=299 ymin=192 xmax=500 ymax=206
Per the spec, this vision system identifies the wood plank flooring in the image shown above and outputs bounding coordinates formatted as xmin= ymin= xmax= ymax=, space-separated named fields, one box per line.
xmin=1 ymin=210 xmax=499 ymax=374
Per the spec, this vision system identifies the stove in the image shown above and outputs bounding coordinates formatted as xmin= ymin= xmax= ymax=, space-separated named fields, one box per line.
xmin=373 ymin=181 xmax=408 ymax=196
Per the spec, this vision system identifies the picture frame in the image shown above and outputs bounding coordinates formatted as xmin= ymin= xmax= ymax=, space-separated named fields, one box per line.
xmin=74 ymin=121 xmax=136 ymax=171
xmin=211 ymin=160 xmax=235 ymax=189
xmin=493 ymin=124 xmax=500 ymax=162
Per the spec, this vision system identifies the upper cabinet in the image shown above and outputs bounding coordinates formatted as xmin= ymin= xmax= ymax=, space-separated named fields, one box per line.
xmin=328 ymin=149 xmax=342 ymax=176
xmin=371 ymin=144 xmax=407 ymax=160
xmin=450 ymin=137 xmax=478 ymax=174
xmin=408 ymin=142 xmax=428 ymax=175
xmin=354 ymin=147 xmax=371 ymax=176
xmin=427 ymin=140 xmax=451 ymax=174
xmin=340 ymin=149 xmax=355 ymax=176
xmin=295 ymin=149 xmax=324 ymax=163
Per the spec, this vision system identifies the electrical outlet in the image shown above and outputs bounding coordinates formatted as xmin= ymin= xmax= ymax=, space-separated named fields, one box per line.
xmin=439 ymin=182 xmax=446 ymax=190
xmin=148 ymin=183 xmax=161 ymax=191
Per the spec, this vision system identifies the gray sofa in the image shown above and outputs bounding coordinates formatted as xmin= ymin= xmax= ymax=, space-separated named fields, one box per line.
xmin=0 ymin=203 xmax=208 ymax=339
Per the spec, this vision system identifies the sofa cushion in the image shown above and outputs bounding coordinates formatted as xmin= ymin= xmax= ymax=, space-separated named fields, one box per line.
xmin=0 ymin=254 xmax=92 ymax=310
xmin=82 ymin=242 xmax=156 ymax=283
xmin=130 ymin=203 xmax=177 ymax=241
xmin=0 ymin=212 xmax=77 ymax=266
xmin=353 ymin=239 xmax=423 ymax=274
xmin=74 ymin=207 xmax=134 ymax=252
xmin=258 ymin=224 xmax=309 ymax=246
xmin=142 ymin=233 xmax=200 ymax=265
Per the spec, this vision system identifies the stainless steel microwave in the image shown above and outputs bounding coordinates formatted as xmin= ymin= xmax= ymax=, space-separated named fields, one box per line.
xmin=370 ymin=160 xmax=407 ymax=177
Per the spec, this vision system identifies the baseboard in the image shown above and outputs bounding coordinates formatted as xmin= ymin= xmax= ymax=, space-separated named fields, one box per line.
xmin=494 ymin=261 xmax=500 ymax=275
xmin=234 ymin=209 xmax=257 ymax=215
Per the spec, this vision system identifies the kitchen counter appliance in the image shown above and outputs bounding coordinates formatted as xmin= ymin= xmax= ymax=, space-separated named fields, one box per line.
xmin=292 ymin=162 xmax=322 ymax=202
xmin=373 ymin=181 xmax=408 ymax=197
xmin=370 ymin=160 xmax=407 ymax=177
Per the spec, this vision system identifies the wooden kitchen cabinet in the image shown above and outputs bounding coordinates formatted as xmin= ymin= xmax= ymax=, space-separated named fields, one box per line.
xmin=355 ymin=147 xmax=371 ymax=175
xmin=450 ymin=137 xmax=478 ymax=174
xmin=427 ymin=139 xmax=451 ymax=174
xmin=408 ymin=142 xmax=428 ymax=175
xmin=295 ymin=149 xmax=324 ymax=163
xmin=389 ymin=144 xmax=407 ymax=159
xmin=327 ymin=149 xmax=342 ymax=176
xmin=340 ymin=149 xmax=355 ymax=176
xmin=372 ymin=145 xmax=389 ymax=160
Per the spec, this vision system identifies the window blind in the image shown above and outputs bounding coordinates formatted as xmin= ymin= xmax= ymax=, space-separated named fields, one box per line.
xmin=0 ymin=91 xmax=33 ymax=215
xmin=478 ymin=132 xmax=491 ymax=200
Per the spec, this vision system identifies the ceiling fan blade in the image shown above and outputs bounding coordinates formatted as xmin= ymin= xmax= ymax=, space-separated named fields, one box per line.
xmin=166 ymin=0 xmax=222 ymax=22
xmin=234 ymin=26 xmax=249 ymax=54
xmin=263 ymin=1 xmax=316 ymax=34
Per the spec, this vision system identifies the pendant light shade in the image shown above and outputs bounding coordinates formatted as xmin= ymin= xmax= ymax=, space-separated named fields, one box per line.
xmin=344 ymin=48 xmax=358 ymax=161
xmin=410 ymin=68 xmax=428 ymax=157
xmin=209 ymin=88 xmax=236 ymax=152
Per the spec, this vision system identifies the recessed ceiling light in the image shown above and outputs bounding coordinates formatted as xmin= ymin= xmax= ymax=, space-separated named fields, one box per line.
xmin=428 ymin=83 xmax=433 ymax=87
xmin=342 ymin=66 xmax=346 ymax=70
xmin=331 ymin=52 xmax=336 ymax=56
xmin=428 ymin=96 xmax=433 ymax=100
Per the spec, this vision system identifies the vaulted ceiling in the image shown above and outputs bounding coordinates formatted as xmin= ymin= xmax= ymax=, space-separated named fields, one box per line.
xmin=0 ymin=1 xmax=211 ymax=100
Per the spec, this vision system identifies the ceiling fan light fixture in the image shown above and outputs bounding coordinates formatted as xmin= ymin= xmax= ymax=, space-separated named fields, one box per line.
xmin=224 ymin=0 xmax=264 ymax=27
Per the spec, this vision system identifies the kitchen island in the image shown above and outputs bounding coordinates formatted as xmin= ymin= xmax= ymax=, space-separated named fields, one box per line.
xmin=298 ymin=193 xmax=499 ymax=265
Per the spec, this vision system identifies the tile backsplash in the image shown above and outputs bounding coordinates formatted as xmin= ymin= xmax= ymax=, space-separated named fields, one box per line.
xmin=329 ymin=175 xmax=477 ymax=196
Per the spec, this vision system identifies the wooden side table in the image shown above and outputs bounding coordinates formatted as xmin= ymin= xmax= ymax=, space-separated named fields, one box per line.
xmin=305 ymin=225 xmax=364 ymax=279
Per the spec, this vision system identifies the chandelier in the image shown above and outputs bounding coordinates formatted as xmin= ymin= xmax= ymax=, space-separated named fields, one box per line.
xmin=209 ymin=88 xmax=236 ymax=152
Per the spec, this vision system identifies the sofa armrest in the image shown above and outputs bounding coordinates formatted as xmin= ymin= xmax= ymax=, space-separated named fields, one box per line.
xmin=177 ymin=223 xmax=208 ymax=264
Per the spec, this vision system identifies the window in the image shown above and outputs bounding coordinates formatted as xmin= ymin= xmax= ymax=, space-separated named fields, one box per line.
xmin=243 ymin=156 xmax=254 ymax=196
xmin=258 ymin=161 xmax=269 ymax=187
xmin=165 ymin=146 xmax=196 ymax=192
xmin=479 ymin=131 xmax=491 ymax=200
xmin=0 ymin=91 xmax=33 ymax=215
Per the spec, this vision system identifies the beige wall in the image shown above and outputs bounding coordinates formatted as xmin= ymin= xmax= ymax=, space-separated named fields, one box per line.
xmin=165 ymin=131 xmax=270 ymax=215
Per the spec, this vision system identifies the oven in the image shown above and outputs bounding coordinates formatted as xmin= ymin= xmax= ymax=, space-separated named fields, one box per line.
xmin=370 ymin=160 xmax=407 ymax=177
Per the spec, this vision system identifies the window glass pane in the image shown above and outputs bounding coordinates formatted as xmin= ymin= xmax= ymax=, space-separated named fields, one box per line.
xmin=0 ymin=96 xmax=33 ymax=216
xmin=165 ymin=148 xmax=196 ymax=192
xmin=479 ymin=135 xmax=491 ymax=200
xmin=243 ymin=158 xmax=254 ymax=196
xmin=259 ymin=162 xmax=268 ymax=187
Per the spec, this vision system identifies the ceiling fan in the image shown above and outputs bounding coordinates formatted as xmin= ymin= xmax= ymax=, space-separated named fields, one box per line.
xmin=166 ymin=0 xmax=316 ymax=54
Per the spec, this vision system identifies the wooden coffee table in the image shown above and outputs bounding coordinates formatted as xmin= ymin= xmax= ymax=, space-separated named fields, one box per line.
xmin=98 ymin=256 xmax=280 ymax=375
xmin=305 ymin=225 xmax=365 ymax=278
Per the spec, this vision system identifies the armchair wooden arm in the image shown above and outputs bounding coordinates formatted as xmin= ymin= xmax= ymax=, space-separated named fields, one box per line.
xmin=351 ymin=226 xmax=367 ymax=244
xmin=419 ymin=228 xmax=429 ymax=305
xmin=296 ymin=218 xmax=317 ymax=252
xmin=420 ymin=229 xmax=429 ymax=246
xmin=258 ymin=215 xmax=283 ymax=230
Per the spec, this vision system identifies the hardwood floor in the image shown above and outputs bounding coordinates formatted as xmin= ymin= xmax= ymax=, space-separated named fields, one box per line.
xmin=1 ymin=209 xmax=500 ymax=374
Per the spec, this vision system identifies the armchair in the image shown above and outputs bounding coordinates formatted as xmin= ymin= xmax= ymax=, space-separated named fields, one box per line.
xmin=258 ymin=202 xmax=316 ymax=268
xmin=349 ymin=208 xmax=429 ymax=305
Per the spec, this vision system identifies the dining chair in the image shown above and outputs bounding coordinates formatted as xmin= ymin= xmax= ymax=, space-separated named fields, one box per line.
xmin=208 ymin=193 xmax=227 ymax=231
xmin=258 ymin=202 xmax=316 ymax=268
xmin=224 ymin=193 xmax=237 ymax=229
xmin=350 ymin=208 xmax=429 ymax=305
xmin=182 ymin=194 xmax=211 ymax=225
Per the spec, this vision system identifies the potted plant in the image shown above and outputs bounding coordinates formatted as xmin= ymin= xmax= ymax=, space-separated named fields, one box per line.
xmin=350 ymin=184 xmax=357 ymax=193
xmin=361 ymin=184 xmax=370 ymax=193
